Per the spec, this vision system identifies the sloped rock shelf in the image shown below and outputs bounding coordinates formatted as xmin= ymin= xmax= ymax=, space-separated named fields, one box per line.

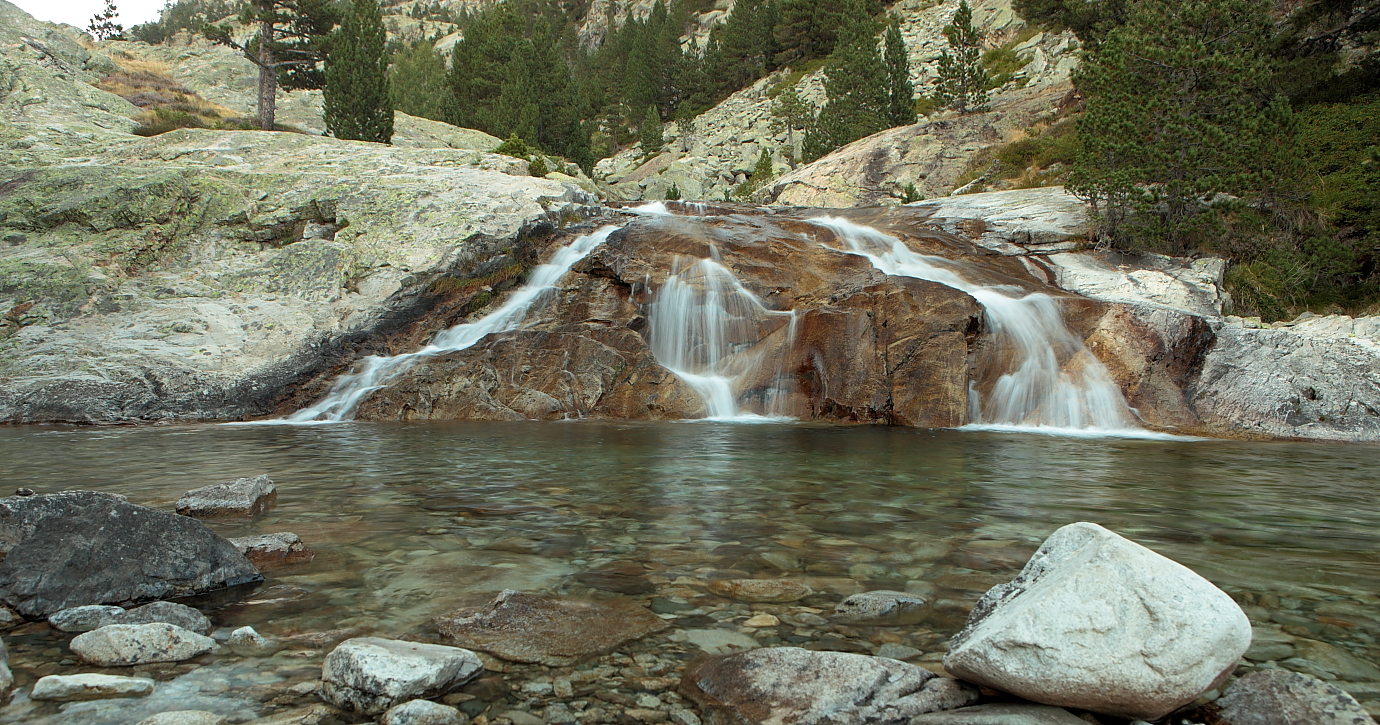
xmin=0 ymin=422 xmax=1378 ymax=723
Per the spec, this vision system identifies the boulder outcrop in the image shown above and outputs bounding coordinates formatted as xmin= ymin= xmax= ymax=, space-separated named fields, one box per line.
xmin=1196 ymin=669 xmax=1377 ymax=725
xmin=320 ymin=637 xmax=483 ymax=715
xmin=943 ymin=522 xmax=1252 ymax=720
xmin=0 ymin=491 xmax=259 ymax=617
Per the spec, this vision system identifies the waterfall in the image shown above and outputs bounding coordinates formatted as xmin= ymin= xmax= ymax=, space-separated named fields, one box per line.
xmin=266 ymin=225 xmax=621 ymax=424
xmin=647 ymin=255 xmax=796 ymax=421
xmin=808 ymin=217 xmax=1137 ymax=431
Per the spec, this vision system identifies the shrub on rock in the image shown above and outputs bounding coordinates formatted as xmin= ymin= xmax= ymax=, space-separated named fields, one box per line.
xmin=942 ymin=521 xmax=1251 ymax=721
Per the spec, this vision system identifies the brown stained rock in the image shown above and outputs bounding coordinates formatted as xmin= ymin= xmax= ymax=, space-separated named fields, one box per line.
xmin=680 ymin=647 xmax=978 ymax=725
xmin=706 ymin=578 xmax=812 ymax=603
xmin=1195 ymin=670 xmax=1376 ymax=725
xmin=434 ymin=590 xmax=669 ymax=666
xmin=176 ymin=476 xmax=277 ymax=518
xmin=228 ymin=532 xmax=314 ymax=570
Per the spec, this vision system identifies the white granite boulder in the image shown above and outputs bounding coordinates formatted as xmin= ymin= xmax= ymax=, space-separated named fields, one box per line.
xmin=321 ymin=637 xmax=483 ymax=715
xmin=942 ymin=522 xmax=1251 ymax=721
xmin=382 ymin=698 xmax=466 ymax=725
xmin=31 ymin=673 xmax=155 ymax=701
xmin=176 ymin=475 xmax=277 ymax=518
xmin=70 ymin=622 xmax=217 ymax=666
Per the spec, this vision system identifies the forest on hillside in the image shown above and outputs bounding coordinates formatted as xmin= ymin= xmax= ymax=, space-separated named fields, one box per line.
xmin=122 ymin=0 xmax=1378 ymax=318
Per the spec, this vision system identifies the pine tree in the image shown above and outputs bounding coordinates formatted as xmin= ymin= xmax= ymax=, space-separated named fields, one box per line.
xmin=390 ymin=40 xmax=456 ymax=123
xmin=205 ymin=0 xmax=339 ymax=130
xmin=641 ymin=105 xmax=664 ymax=157
xmin=932 ymin=1 xmax=989 ymax=114
xmin=884 ymin=17 xmax=917 ymax=126
xmin=323 ymin=0 xmax=392 ymax=143
xmin=770 ymin=86 xmax=814 ymax=162
xmin=1067 ymin=0 xmax=1300 ymax=253
xmin=88 ymin=0 xmax=124 ymax=40
xmin=803 ymin=7 xmax=888 ymax=160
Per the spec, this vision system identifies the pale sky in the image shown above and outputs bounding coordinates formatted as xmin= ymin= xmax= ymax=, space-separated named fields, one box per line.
xmin=11 ymin=0 xmax=168 ymax=32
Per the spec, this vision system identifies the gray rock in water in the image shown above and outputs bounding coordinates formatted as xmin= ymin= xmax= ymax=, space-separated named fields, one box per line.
xmin=321 ymin=637 xmax=483 ymax=715
xmin=134 ymin=713 xmax=227 ymax=725
xmin=227 ymin=532 xmax=314 ymax=570
xmin=30 ymin=673 xmax=155 ymax=701
xmin=0 ymin=491 xmax=260 ymax=617
xmin=908 ymin=704 xmax=1091 ymax=724
xmin=942 ymin=522 xmax=1251 ymax=721
xmin=176 ymin=475 xmax=277 ymax=518
xmin=70 ymin=622 xmax=217 ymax=666
xmin=228 ymin=625 xmax=279 ymax=656
xmin=0 ymin=636 xmax=11 ymax=693
xmin=832 ymin=590 xmax=932 ymax=625
xmin=52 ymin=601 xmax=212 ymax=634
xmin=436 ymin=589 xmax=670 ymax=666
xmin=48 ymin=605 xmax=126 ymax=632
xmin=1197 ymin=669 xmax=1376 ymax=725
xmin=382 ymin=699 xmax=466 ymax=725
xmin=681 ymin=646 xmax=979 ymax=725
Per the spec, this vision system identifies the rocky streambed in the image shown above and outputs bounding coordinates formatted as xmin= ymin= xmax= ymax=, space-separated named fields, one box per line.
xmin=1 ymin=421 xmax=1378 ymax=724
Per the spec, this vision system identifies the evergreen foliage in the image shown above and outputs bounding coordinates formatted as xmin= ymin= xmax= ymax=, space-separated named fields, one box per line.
xmin=1067 ymin=0 xmax=1298 ymax=254
xmin=130 ymin=0 xmax=239 ymax=44
xmin=883 ymin=17 xmax=917 ymax=127
xmin=1011 ymin=0 xmax=1128 ymax=45
xmin=803 ymin=6 xmax=888 ymax=161
xmin=932 ymin=1 xmax=989 ymax=114
xmin=205 ymin=0 xmax=339 ymax=129
xmin=666 ymin=182 xmax=682 ymax=200
xmin=770 ymin=86 xmax=814 ymax=162
xmin=901 ymin=182 xmax=923 ymax=203
xmin=324 ymin=0 xmax=392 ymax=143
xmin=390 ymin=40 xmax=456 ymax=123
xmin=640 ymin=105 xmax=664 ymax=157
xmin=88 ymin=0 xmax=124 ymax=40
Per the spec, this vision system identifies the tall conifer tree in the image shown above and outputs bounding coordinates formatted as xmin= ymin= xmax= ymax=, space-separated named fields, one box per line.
xmin=933 ymin=1 xmax=989 ymax=113
xmin=206 ymin=0 xmax=338 ymax=130
xmin=884 ymin=17 xmax=917 ymax=126
xmin=323 ymin=0 xmax=392 ymax=143
xmin=803 ymin=5 xmax=888 ymax=160
xmin=391 ymin=40 xmax=456 ymax=123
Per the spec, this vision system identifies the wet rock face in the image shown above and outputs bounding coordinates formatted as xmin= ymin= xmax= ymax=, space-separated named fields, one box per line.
xmin=228 ymin=532 xmax=315 ymax=570
xmin=1196 ymin=670 xmax=1376 ymax=725
xmin=358 ymin=208 xmax=993 ymax=426
xmin=680 ymin=646 xmax=979 ymax=725
xmin=435 ymin=590 xmax=670 ymax=667
xmin=0 ymin=491 xmax=260 ymax=617
xmin=943 ymin=522 xmax=1252 ymax=721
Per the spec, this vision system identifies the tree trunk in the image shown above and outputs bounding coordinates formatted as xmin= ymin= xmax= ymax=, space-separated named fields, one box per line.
xmin=257 ymin=15 xmax=277 ymax=131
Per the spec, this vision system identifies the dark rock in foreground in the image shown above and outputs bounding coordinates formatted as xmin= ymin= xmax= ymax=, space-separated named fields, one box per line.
xmin=176 ymin=475 xmax=277 ymax=518
xmin=1196 ymin=670 xmax=1376 ymax=725
xmin=680 ymin=646 xmax=979 ymax=725
xmin=435 ymin=589 xmax=669 ymax=666
xmin=0 ymin=491 xmax=261 ymax=617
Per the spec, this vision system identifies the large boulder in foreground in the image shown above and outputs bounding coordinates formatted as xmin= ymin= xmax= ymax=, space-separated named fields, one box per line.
xmin=321 ymin=637 xmax=483 ymax=715
xmin=943 ymin=522 xmax=1251 ymax=721
xmin=680 ymin=647 xmax=979 ymax=725
xmin=0 ymin=491 xmax=260 ymax=617
xmin=436 ymin=589 xmax=669 ymax=666
xmin=1196 ymin=669 xmax=1376 ymax=725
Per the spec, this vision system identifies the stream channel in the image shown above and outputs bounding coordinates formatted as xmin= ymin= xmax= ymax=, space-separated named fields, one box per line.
xmin=1 ymin=421 xmax=1377 ymax=722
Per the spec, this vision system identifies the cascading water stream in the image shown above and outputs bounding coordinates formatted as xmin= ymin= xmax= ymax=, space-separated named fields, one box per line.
xmin=268 ymin=225 xmax=621 ymax=424
xmin=808 ymin=217 xmax=1137 ymax=431
xmin=647 ymin=255 xmax=796 ymax=421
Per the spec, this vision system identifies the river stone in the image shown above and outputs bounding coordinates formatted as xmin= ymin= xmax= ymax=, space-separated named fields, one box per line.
xmin=942 ymin=522 xmax=1251 ymax=721
xmin=680 ymin=646 xmax=979 ymax=725
xmin=227 ymin=532 xmax=315 ymax=569
xmin=832 ymin=590 xmax=931 ymax=625
xmin=135 ymin=713 xmax=228 ymax=725
xmin=229 ymin=625 xmax=279 ymax=656
xmin=436 ymin=589 xmax=670 ymax=666
xmin=706 ymin=578 xmax=812 ymax=603
xmin=382 ymin=699 xmax=466 ymax=725
xmin=907 ymin=704 xmax=1091 ymax=724
xmin=321 ymin=637 xmax=483 ymax=715
xmin=1196 ymin=669 xmax=1376 ymax=725
xmin=176 ymin=476 xmax=277 ymax=518
xmin=48 ymin=601 xmax=211 ymax=633
xmin=683 ymin=629 xmax=761 ymax=655
xmin=0 ymin=636 xmax=11 ymax=693
xmin=70 ymin=622 xmax=217 ymax=666
xmin=31 ymin=673 xmax=155 ymax=701
xmin=0 ymin=491 xmax=260 ymax=617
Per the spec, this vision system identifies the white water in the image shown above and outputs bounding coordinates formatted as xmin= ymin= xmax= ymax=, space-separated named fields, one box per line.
xmin=808 ymin=217 xmax=1138 ymax=431
xmin=647 ymin=256 xmax=796 ymax=421
xmin=266 ymin=225 xmax=620 ymax=424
